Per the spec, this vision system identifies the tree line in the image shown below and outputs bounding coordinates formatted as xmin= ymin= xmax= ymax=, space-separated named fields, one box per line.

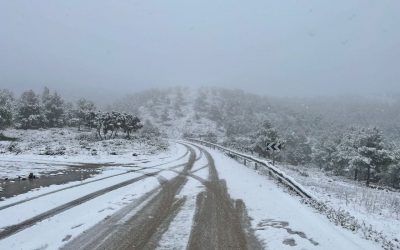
xmin=223 ymin=120 xmax=400 ymax=188
xmin=0 ymin=88 xmax=142 ymax=140
xmin=312 ymin=126 xmax=399 ymax=188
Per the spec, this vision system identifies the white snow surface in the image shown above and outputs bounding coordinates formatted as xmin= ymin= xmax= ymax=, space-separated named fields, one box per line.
xmin=0 ymin=128 xmax=169 ymax=179
xmin=200 ymin=145 xmax=382 ymax=250
xmin=0 ymin=176 xmax=163 ymax=250
xmin=0 ymin=142 xmax=190 ymax=250
xmin=278 ymin=163 xmax=400 ymax=245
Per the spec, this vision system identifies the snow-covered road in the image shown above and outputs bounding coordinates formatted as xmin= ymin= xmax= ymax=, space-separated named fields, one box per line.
xmin=0 ymin=142 xmax=382 ymax=249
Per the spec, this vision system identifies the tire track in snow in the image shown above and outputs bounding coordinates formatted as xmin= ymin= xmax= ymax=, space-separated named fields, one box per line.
xmin=62 ymin=145 xmax=197 ymax=250
xmin=0 ymin=145 xmax=192 ymax=240
xmin=0 ymin=144 xmax=190 ymax=211
xmin=187 ymin=144 xmax=264 ymax=250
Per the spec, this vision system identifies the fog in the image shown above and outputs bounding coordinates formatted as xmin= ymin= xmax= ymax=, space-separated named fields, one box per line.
xmin=1 ymin=0 xmax=399 ymax=101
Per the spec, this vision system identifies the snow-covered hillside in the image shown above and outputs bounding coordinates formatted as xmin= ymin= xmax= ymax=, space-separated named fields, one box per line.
xmin=111 ymin=87 xmax=303 ymax=140
xmin=0 ymin=128 xmax=168 ymax=180
xmin=111 ymin=87 xmax=223 ymax=138
xmin=111 ymin=87 xmax=400 ymax=143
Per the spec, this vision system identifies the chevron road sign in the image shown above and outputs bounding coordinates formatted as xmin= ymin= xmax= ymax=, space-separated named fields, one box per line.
xmin=266 ymin=142 xmax=283 ymax=151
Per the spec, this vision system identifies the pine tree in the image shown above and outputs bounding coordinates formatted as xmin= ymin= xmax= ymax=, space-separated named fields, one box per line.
xmin=62 ymin=101 xmax=75 ymax=126
xmin=44 ymin=91 xmax=64 ymax=127
xmin=381 ymin=149 xmax=400 ymax=188
xmin=252 ymin=121 xmax=280 ymax=158
xmin=357 ymin=127 xmax=392 ymax=186
xmin=332 ymin=128 xmax=361 ymax=176
xmin=41 ymin=87 xmax=51 ymax=126
xmin=76 ymin=98 xmax=96 ymax=130
xmin=0 ymin=89 xmax=14 ymax=132
xmin=41 ymin=87 xmax=51 ymax=106
xmin=312 ymin=136 xmax=337 ymax=170
xmin=285 ymin=132 xmax=312 ymax=165
xmin=17 ymin=90 xmax=44 ymax=129
xmin=331 ymin=127 xmax=393 ymax=186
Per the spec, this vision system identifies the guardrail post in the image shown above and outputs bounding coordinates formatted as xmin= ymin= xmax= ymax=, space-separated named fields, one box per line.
xmin=255 ymin=163 xmax=258 ymax=170
xmin=244 ymin=159 xmax=247 ymax=166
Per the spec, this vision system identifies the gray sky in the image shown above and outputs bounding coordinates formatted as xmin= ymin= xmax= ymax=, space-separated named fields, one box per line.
xmin=0 ymin=0 xmax=399 ymax=101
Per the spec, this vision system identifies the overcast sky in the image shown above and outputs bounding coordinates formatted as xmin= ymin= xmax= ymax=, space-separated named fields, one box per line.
xmin=0 ymin=0 xmax=399 ymax=101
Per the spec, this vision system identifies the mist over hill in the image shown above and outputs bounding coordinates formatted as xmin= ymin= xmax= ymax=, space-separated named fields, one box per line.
xmin=110 ymin=87 xmax=400 ymax=143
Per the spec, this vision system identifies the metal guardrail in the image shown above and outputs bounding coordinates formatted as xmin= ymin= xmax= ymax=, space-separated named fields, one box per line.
xmin=187 ymin=138 xmax=314 ymax=200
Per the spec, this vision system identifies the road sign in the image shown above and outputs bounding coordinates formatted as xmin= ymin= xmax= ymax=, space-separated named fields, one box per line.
xmin=266 ymin=142 xmax=283 ymax=151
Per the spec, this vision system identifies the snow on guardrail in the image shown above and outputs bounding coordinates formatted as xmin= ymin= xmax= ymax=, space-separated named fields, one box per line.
xmin=187 ymin=138 xmax=317 ymax=201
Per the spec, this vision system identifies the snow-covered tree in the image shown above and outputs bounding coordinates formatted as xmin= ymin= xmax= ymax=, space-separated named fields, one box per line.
xmin=284 ymin=132 xmax=312 ymax=165
xmin=89 ymin=111 xmax=143 ymax=140
xmin=252 ymin=120 xmax=280 ymax=158
xmin=331 ymin=128 xmax=361 ymax=176
xmin=76 ymin=98 xmax=96 ymax=130
xmin=380 ymin=149 xmax=400 ymax=188
xmin=0 ymin=89 xmax=14 ymax=132
xmin=312 ymin=136 xmax=338 ymax=170
xmin=41 ymin=87 xmax=51 ymax=109
xmin=42 ymin=88 xmax=65 ymax=127
xmin=62 ymin=101 xmax=76 ymax=126
xmin=121 ymin=113 xmax=143 ymax=138
xmin=17 ymin=90 xmax=45 ymax=129
xmin=203 ymin=131 xmax=218 ymax=143
xmin=328 ymin=127 xmax=393 ymax=186
xmin=357 ymin=127 xmax=392 ymax=186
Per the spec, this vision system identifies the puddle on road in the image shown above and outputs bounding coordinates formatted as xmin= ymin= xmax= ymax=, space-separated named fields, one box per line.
xmin=0 ymin=165 xmax=101 ymax=200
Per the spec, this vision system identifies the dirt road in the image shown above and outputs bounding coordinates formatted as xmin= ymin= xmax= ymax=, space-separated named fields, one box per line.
xmin=61 ymin=143 xmax=262 ymax=250
xmin=187 ymin=146 xmax=263 ymax=250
